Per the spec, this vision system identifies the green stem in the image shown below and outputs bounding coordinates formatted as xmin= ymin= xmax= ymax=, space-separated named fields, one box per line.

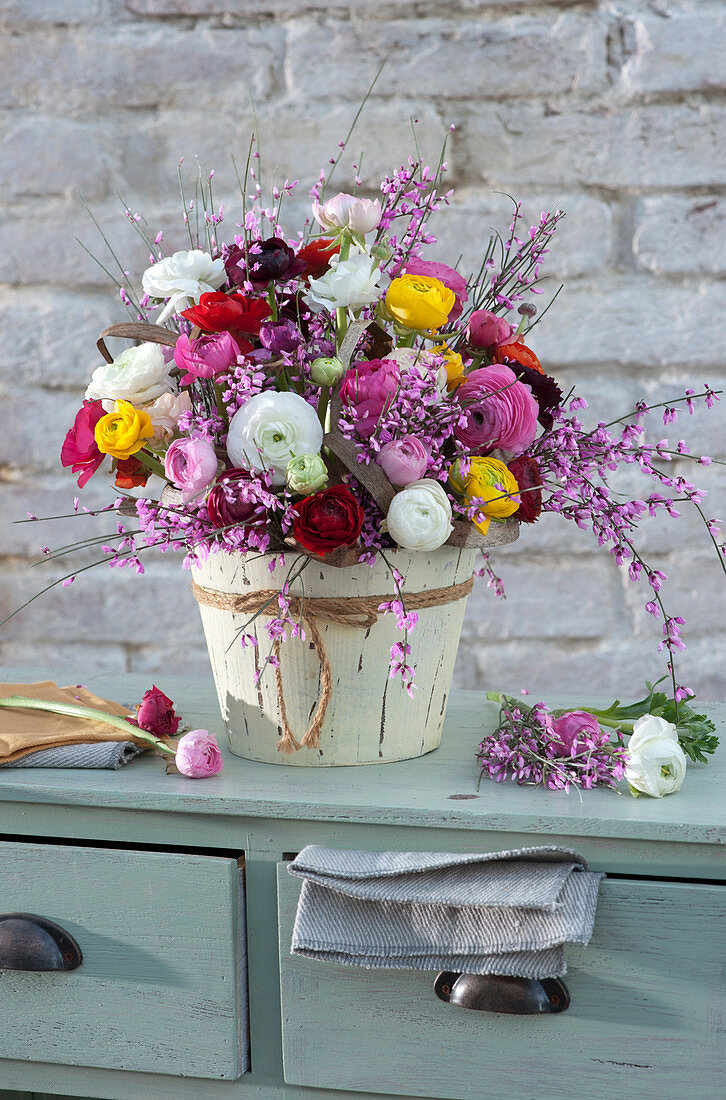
xmin=335 ymin=233 xmax=352 ymax=347
xmin=266 ymin=284 xmax=278 ymax=321
xmin=317 ymin=386 xmax=330 ymax=431
xmin=0 ymin=697 xmax=176 ymax=755
xmin=136 ymin=450 xmax=166 ymax=479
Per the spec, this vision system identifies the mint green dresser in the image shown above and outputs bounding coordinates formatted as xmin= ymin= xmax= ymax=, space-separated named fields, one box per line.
xmin=0 ymin=670 xmax=724 ymax=1100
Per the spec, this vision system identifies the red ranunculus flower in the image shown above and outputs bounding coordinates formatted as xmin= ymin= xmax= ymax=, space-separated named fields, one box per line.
xmin=295 ymin=238 xmax=340 ymax=280
xmin=61 ymin=399 xmax=106 ymax=487
xmin=507 ymin=455 xmax=543 ymax=524
xmin=132 ymin=685 xmax=180 ymax=739
xmin=115 ymin=455 xmax=149 ymax=490
xmin=291 ymin=485 xmax=364 ymax=556
xmin=181 ymin=292 xmax=271 ymax=337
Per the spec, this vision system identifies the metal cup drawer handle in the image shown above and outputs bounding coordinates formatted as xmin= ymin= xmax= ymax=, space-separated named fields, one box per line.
xmin=434 ymin=971 xmax=569 ymax=1014
xmin=0 ymin=913 xmax=83 ymax=971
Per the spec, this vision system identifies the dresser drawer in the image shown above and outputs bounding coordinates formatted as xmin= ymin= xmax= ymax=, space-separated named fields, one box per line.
xmin=0 ymin=842 xmax=247 ymax=1079
xmin=277 ymin=864 xmax=724 ymax=1099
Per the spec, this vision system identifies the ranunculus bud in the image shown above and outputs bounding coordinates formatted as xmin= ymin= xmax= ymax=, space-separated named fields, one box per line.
xmin=286 ymin=454 xmax=329 ymax=495
xmin=377 ymin=436 xmax=429 ymax=487
xmin=467 ymin=309 xmax=514 ymax=350
xmin=370 ymin=239 xmax=393 ymax=264
xmin=133 ymin=685 xmax=180 ymax=739
xmin=175 ymin=730 xmax=224 ymax=778
xmin=310 ymin=356 xmax=345 ymax=387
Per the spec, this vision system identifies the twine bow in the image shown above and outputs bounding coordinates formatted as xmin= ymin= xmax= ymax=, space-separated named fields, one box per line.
xmin=192 ymin=578 xmax=474 ymax=753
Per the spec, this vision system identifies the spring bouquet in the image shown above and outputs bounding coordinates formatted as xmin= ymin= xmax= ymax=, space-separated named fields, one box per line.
xmin=31 ymin=127 xmax=722 ymax=771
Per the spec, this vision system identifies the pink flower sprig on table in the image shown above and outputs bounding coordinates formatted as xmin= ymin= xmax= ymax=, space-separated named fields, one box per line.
xmin=477 ymin=695 xmax=628 ymax=793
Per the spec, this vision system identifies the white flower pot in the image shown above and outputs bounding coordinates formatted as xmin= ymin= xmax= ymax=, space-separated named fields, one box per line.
xmin=193 ymin=533 xmax=515 ymax=766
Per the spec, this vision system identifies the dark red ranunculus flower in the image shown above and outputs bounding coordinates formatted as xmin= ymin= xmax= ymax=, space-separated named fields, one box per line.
xmin=181 ymin=292 xmax=271 ymax=337
xmin=295 ymin=238 xmax=339 ymax=281
xmin=206 ymin=468 xmax=267 ymax=531
xmin=506 ymin=360 xmax=563 ymax=430
xmin=132 ymin=685 xmax=180 ymax=739
xmin=292 ymin=485 xmax=364 ymax=556
xmin=61 ymin=399 xmax=106 ymax=488
xmin=226 ymin=238 xmax=306 ymax=288
xmin=115 ymin=455 xmax=149 ymax=490
xmin=507 ymin=455 xmax=543 ymax=524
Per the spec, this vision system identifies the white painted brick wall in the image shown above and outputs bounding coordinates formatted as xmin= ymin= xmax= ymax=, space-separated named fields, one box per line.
xmin=1 ymin=0 xmax=725 ymax=708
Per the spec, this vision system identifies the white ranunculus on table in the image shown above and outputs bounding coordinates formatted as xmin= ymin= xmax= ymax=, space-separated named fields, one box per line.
xmin=624 ymin=714 xmax=687 ymax=797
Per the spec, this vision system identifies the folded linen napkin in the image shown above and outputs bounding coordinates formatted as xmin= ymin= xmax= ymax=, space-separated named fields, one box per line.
xmin=288 ymin=845 xmax=603 ymax=979
xmin=0 ymin=681 xmax=148 ymax=769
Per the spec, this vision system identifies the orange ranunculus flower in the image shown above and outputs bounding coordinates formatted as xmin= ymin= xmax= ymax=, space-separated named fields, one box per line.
xmin=493 ymin=340 xmax=544 ymax=375
xmin=95 ymin=400 xmax=153 ymax=460
xmin=449 ymin=456 xmax=520 ymax=535
xmin=385 ymin=274 xmax=456 ymax=332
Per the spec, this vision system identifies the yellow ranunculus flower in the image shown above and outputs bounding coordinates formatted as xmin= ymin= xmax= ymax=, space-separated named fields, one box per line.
xmin=95 ymin=400 xmax=154 ymax=460
xmin=385 ymin=274 xmax=456 ymax=332
xmin=430 ymin=342 xmax=465 ymax=390
xmin=448 ymin=457 xmax=520 ymax=535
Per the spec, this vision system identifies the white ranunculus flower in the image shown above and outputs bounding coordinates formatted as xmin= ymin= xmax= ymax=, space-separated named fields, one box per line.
xmin=85 ymin=342 xmax=176 ymax=409
xmin=304 ymin=249 xmax=382 ymax=313
xmin=312 ymin=192 xmax=382 ymax=235
xmin=624 ymin=714 xmax=687 ymax=798
xmin=386 ymin=479 xmax=453 ymax=552
xmin=147 ymin=390 xmax=193 ymax=442
xmin=141 ymin=249 xmax=226 ymax=323
xmin=226 ymin=391 xmax=323 ymax=486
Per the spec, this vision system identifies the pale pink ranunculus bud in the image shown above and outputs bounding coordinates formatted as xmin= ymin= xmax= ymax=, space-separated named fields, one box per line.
xmin=164 ymin=437 xmax=219 ymax=502
xmin=312 ymin=192 xmax=382 ymax=235
xmin=175 ymin=729 xmax=224 ymax=778
xmin=466 ymin=309 xmax=514 ymax=350
xmin=378 ymin=436 xmax=430 ymax=487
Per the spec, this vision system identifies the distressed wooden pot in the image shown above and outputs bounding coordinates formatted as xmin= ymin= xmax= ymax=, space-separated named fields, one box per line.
xmin=193 ymin=528 xmax=517 ymax=767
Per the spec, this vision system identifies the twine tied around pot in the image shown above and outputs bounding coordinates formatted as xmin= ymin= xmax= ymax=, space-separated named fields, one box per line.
xmin=191 ymin=576 xmax=475 ymax=754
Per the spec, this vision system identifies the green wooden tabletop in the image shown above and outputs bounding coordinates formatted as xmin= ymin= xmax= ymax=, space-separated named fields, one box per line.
xmin=0 ymin=667 xmax=724 ymax=846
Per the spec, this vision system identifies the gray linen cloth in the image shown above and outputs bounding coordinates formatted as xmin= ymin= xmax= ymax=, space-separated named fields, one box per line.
xmin=288 ymin=845 xmax=603 ymax=978
xmin=0 ymin=742 xmax=145 ymax=769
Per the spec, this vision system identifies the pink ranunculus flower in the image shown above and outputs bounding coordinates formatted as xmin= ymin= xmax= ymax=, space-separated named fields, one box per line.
xmin=549 ymin=711 xmax=603 ymax=756
xmin=173 ymin=332 xmax=241 ymax=386
xmin=401 ymin=258 xmax=468 ymax=322
xmin=378 ymin=436 xmax=430 ymax=486
xmin=175 ymin=729 xmax=224 ymax=778
xmin=312 ymin=192 xmax=382 ymax=235
xmin=339 ymin=358 xmax=401 ymax=438
xmin=454 ymin=363 xmax=539 ymax=455
xmin=164 ymin=437 xmax=219 ymax=502
xmin=467 ymin=309 xmax=514 ymax=350
xmin=61 ymin=399 xmax=107 ymax=487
